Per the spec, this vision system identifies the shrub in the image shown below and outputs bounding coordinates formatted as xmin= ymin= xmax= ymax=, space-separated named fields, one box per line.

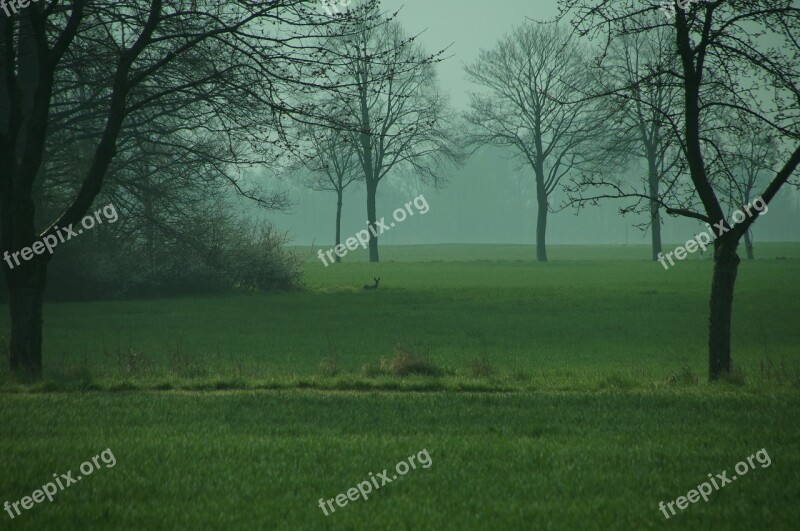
xmin=228 ymin=222 xmax=303 ymax=291
xmin=43 ymin=208 xmax=302 ymax=300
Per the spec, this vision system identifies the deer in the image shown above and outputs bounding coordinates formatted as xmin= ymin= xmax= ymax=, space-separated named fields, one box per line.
xmin=362 ymin=277 xmax=380 ymax=290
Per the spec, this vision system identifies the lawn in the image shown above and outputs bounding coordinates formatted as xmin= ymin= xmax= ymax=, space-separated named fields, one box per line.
xmin=0 ymin=244 xmax=798 ymax=529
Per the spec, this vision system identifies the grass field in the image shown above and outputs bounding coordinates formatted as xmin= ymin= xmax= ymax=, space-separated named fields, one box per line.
xmin=1 ymin=244 xmax=799 ymax=529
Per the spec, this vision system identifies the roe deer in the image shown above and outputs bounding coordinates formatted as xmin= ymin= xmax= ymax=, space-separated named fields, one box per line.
xmin=363 ymin=277 xmax=380 ymax=290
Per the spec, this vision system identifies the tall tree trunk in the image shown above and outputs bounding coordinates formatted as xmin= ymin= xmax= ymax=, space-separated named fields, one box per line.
xmin=335 ymin=191 xmax=343 ymax=263
xmin=744 ymin=230 xmax=754 ymax=260
xmin=650 ymin=206 xmax=662 ymax=261
xmin=648 ymin=166 xmax=662 ymax=261
xmin=358 ymin=65 xmax=379 ymax=263
xmin=708 ymin=241 xmax=740 ymax=380
xmin=143 ymin=172 xmax=155 ymax=269
xmin=366 ymin=179 xmax=379 ymax=262
xmin=6 ymin=260 xmax=47 ymax=376
xmin=535 ymin=174 xmax=548 ymax=262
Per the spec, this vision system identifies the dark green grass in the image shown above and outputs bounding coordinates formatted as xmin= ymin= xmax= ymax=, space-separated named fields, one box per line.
xmin=0 ymin=243 xmax=798 ymax=529
xmin=1 ymin=390 xmax=798 ymax=530
xmin=1 ymin=244 xmax=797 ymax=390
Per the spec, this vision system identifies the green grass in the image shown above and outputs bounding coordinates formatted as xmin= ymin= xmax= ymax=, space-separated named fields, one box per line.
xmin=0 ymin=243 xmax=798 ymax=529
xmin=1 ymin=390 xmax=798 ymax=529
xmin=0 ymin=243 xmax=796 ymax=390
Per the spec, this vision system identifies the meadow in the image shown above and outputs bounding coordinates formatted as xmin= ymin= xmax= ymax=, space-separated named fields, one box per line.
xmin=1 ymin=244 xmax=799 ymax=529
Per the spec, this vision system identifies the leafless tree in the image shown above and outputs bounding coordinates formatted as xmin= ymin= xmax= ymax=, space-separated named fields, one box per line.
xmin=594 ymin=24 xmax=685 ymax=261
xmin=324 ymin=3 xmax=462 ymax=262
xmin=295 ymin=111 xmax=361 ymax=262
xmin=464 ymin=22 xmax=604 ymax=262
xmin=715 ymin=115 xmax=782 ymax=260
xmin=560 ymin=0 xmax=800 ymax=379
xmin=0 ymin=0 xmax=381 ymax=375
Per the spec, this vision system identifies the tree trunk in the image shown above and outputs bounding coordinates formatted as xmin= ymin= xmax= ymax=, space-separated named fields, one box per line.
xmin=650 ymin=210 xmax=662 ymax=261
xmin=335 ymin=191 xmax=343 ymax=263
xmin=535 ymin=175 xmax=548 ymax=262
xmin=648 ymin=167 xmax=662 ymax=261
xmin=366 ymin=180 xmax=379 ymax=262
xmin=357 ymin=64 xmax=379 ymax=263
xmin=6 ymin=260 xmax=47 ymax=376
xmin=744 ymin=230 xmax=754 ymax=260
xmin=708 ymin=241 xmax=740 ymax=380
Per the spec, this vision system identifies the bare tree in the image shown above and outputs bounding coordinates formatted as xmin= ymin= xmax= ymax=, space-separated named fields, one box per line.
xmin=0 ymin=0 xmax=379 ymax=375
xmin=599 ymin=25 xmax=684 ymax=261
xmin=464 ymin=22 xmax=602 ymax=262
xmin=716 ymin=115 xmax=781 ymax=260
xmin=560 ymin=0 xmax=800 ymax=379
xmin=325 ymin=3 xmax=461 ymax=262
xmin=296 ymin=114 xmax=361 ymax=262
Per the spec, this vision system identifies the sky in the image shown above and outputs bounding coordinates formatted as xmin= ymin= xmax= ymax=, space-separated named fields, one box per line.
xmin=258 ymin=0 xmax=800 ymax=247
xmin=383 ymin=0 xmax=562 ymax=111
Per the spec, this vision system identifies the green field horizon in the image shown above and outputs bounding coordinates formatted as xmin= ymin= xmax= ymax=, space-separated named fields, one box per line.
xmin=1 ymin=244 xmax=798 ymax=529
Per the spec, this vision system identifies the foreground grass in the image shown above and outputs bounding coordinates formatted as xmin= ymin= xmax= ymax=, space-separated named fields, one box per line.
xmin=1 ymin=390 xmax=798 ymax=530
xmin=0 ymin=244 xmax=798 ymax=529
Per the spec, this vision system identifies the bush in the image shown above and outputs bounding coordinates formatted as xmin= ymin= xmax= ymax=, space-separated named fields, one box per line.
xmin=44 ymin=209 xmax=302 ymax=300
xmin=227 ymin=222 xmax=303 ymax=291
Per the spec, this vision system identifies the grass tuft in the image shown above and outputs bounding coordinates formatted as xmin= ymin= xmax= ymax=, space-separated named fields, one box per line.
xmin=467 ymin=355 xmax=494 ymax=378
xmin=169 ymin=343 xmax=207 ymax=378
xmin=318 ymin=356 xmax=341 ymax=377
xmin=715 ymin=366 xmax=746 ymax=387
xmin=381 ymin=344 xmax=443 ymax=377
xmin=118 ymin=347 xmax=150 ymax=376
xmin=667 ymin=367 xmax=699 ymax=386
xmin=597 ymin=373 xmax=637 ymax=391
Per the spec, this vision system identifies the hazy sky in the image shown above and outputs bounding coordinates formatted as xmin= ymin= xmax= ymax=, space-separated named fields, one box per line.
xmin=261 ymin=0 xmax=800 ymax=247
xmin=383 ymin=0 xmax=562 ymax=112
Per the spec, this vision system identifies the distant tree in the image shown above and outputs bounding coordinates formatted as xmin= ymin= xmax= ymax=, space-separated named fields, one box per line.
xmin=296 ymin=114 xmax=361 ymax=262
xmin=324 ymin=3 xmax=462 ymax=262
xmin=598 ymin=25 xmax=685 ymax=261
xmin=464 ymin=22 xmax=603 ymax=262
xmin=716 ymin=116 xmax=781 ymax=260
xmin=560 ymin=0 xmax=800 ymax=379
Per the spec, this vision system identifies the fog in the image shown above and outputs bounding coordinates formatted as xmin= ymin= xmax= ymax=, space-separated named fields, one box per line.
xmin=258 ymin=0 xmax=800 ymax=247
